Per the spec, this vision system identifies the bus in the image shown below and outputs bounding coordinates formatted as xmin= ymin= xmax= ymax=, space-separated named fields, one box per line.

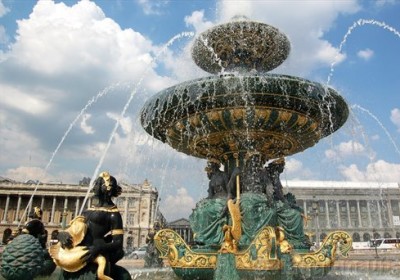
xmin=369 ymin=238 xmax=400 ymax=249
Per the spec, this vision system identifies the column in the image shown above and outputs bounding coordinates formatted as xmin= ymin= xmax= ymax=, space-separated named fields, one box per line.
xmin=27 ymin=200 xmax=32 ymax=219
xmin=356 ymin=200 xmax=362 ymax=228
xmin=367 ymin=200 xmax=372 ymax=227
xmin=50 ymin=197 xmax=56 ymax=224
xmin=387 ymin=198 xmax=394 ymax=226
xmin=346 ymin=200 xmax=351 ymax=228
xmin=303 ymin=201 xmax=307 ymax=219
xmin=1 ymin=195 xmax=10 ymax=223
xmin=325 ymin=200 xmax=330 ymax=228
xmin=40 ymin=196 xmax=45 ymax=210
xmin=13 ymin=195 xmax=22 ymax=223
xmin=336 ymin=200 xmax=341 ymax=227
xmin=75 ymin=198 xmax=80 ymax=218
xmin=377 ymin=201 xmax=383 ymax=228
xmin=124 ymin=198 xmax=129 ymax=226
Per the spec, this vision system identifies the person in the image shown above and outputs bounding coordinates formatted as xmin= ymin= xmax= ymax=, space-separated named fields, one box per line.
xmin=22 ymin=206 xmax=47 ymax=248
xmin=144 ymin=229 xmax=163 ymax=268
xmin=54 ymin=172 xmax=130 ymax=280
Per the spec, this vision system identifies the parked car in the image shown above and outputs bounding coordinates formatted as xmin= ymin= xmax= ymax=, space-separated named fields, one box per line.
xmin=128 ymin=246 xmax=147 ymax=259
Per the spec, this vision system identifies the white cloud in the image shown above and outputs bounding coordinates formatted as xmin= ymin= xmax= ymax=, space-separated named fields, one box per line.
xmin=285 ymin=158 xmax=303 ymax=174
xmin=340 ymin=160 xmax=400 ymax=182
xmin=283 ymin=158 xmax=314 ymax=180
xmin=137 ymin=0 xmax=169 ymax=15
xmin=161 ymin=187 xmax=196 ymax=220
xmin=215 ymin=0 xmax=360 ymax=76
xmin=357 ymin=48 xmax=374 ymax=61
xmin=80 ymin=113 xmax=95 ymax=134
xmin=325 ymin=140 xmax=366 ymax=159
xmin=184 ymin=10 xmax=214 ymax=34
xmin=10 ymin=0 xmax=156 ymax=83
xmin=4 ymin=166 xmax=52 ymax=183
xmin=375 ymin=0 xmax=396 ymax=7
xmin=0 ymin=25 xmax=8 ymax=44
xmin=390 ymin=108 xmax=400 ymax=132
xmin=106 ymin=112 xmax=133 ymax=135
xmin=371 ymin=134 xmax=380 ymax=141
xmin=0 ymin=0 xmax=10 ymax=17
xmin=0 ymin=84 xmax=51 ymax=115
xmin=0 ymin=0 xmax=176 ymax=184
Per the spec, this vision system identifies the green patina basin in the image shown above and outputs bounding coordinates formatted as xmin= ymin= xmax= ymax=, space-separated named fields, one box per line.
xmin=140 ymin=74 xmax=348 ymax=161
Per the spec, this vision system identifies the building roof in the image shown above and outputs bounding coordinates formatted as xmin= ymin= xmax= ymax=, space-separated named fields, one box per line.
xmin=168 ymin=218 xmax=190 ymax=226
xmin=285 ymin=180 xmax=399 ymax=189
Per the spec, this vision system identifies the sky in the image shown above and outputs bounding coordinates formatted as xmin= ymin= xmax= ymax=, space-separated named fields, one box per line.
xmin=0 ymin=0 xmax=400 ymax=221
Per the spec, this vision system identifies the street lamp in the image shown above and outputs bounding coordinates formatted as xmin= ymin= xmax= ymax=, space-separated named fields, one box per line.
xmin=61 ymin=206 xmax=68 ymax=229
xmin=311 ymin=199 xmax=320 ymax=248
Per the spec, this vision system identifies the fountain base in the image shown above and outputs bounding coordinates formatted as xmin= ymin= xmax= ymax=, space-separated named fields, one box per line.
xmin=154 ymin=227 xmax=352 ymax=280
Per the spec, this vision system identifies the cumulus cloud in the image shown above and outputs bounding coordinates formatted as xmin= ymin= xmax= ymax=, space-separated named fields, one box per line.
xmin=283 ymin=158 xmax=314 ymax=180
xmin=0 ymin=25 xmax=8 ymax=45
xmin=161 ymin=187 xmax=196 ymax=220
xmin=0 ymin=0 xmax=9 ymax=17
xmin=375 ymin=0 xmax=397 ymax=7
xmin=390 ymin=108 xmax=400 ymax=132
xmin=4 ymin=166 xmax=54 ymax=183
xmin=80 ymin=113 xmax=95 ymax=134
xmin=0 ymin=0 xmax=172 ymax=182
xmin=357 ymin=48 xmax=374 ymax=61
xmin=340 ymin=160 xmax=400 ymax=182
xmin=185 ymin=10 xmax=214 ymax=34
xmin=137 ymin=0 xmax=169 ymax=15
xmin=325 ymin=140 xmax=367 ymax=159
xmin=215 ymin=0 xmax=360 ymax=76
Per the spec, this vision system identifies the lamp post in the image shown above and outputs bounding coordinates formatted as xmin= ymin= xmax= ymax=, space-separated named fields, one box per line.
xmin=372 ymin=229 xmax=379 ymax=259
xmin=61 ymin=206 xmax=68 ymax=230
xmin=312 ymin=199 xmax=320 ymax=248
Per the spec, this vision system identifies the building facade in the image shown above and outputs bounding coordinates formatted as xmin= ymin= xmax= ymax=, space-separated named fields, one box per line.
xmin=166 ymin=181 xmax=400 ymax=246
xmin=287 ymin=181 xmax=400 ymax=244
xmin=1 ymin=178 xmax=399 ymax=248
xmin=0 ymin=177 xmax=163 ymax=249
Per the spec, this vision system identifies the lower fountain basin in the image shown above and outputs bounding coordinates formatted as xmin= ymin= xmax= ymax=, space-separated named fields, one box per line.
xmin=141 ymin=74 xmax=348 ymax=160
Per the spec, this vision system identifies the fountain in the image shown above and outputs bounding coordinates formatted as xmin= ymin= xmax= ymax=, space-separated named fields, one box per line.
xmin=140 ymin=17 xmax=352 ymax=280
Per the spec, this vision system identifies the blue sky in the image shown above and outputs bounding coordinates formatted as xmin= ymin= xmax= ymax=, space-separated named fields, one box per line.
xmin=0 ymin=0 xmax=400 ymax=221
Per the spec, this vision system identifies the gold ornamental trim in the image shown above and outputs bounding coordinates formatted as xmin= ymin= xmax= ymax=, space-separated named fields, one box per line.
xmin=87 ymin=206 xmax=120 ymax=213
xmin=292 ymin=231 xmax=352 ymax=268
xmin=111 ymin=229 xmax=124 ymax=235
xmin=154 ymin=229 xmax=217 ymax=269
xmin=235 ymin=227 xmax=283 ymax=271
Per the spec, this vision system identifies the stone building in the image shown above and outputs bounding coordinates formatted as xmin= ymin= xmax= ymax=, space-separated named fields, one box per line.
xmin=287 ymin=180 xmax=400 ymax=244
xmin=167 ymin=218 xmax=193 ymax=244
xmin=1 ymin=177 xmax=399 ymax=248
xmin=0 ymin=177 xmax=164 ymax=249
xmin=165 ymin=180 xmax=400 ymax=246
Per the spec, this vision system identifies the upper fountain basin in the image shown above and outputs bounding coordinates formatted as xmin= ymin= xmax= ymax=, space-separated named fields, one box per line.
xmin=191 ymin=19 xmax=291 ymax=74
xmin=141 ymin=74 xmax=349 ymax=161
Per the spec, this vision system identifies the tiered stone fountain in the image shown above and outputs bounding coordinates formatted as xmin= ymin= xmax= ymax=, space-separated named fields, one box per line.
xmin=141 ymin=16 xmax=352 ymax=280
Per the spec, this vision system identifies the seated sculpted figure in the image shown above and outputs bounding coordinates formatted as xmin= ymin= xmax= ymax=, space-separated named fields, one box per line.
xmin=238 ymin=152 xmax=277 ymax=244
xmin=52 ymin=172 xmax=130 ymax=280
xmin=267 ymin=159 xmax=310 ymax=249
xmin=190 ymin=158 xmax=237 ymax=246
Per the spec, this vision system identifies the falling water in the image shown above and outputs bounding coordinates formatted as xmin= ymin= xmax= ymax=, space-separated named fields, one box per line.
xmin=18 ymin=82 xmax=130 ymax=227
xmin=79 ymin=31 xmax=195 ymax=215
xmin=327 ymin=19 xmax=400 ymax=85
xmin=351 ymin=104 xmax=400 ymax=158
